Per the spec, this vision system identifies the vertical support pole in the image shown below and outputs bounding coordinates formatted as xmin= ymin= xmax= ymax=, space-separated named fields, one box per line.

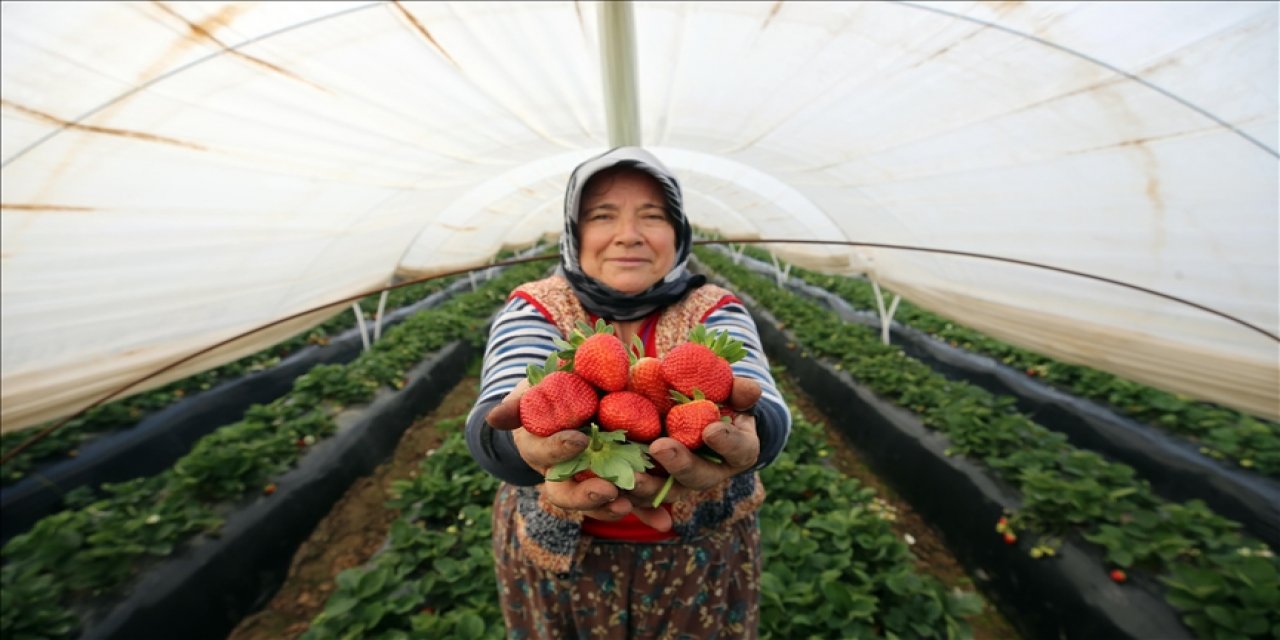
xmin=599 ymin=1 xmax=642 ymax=147
xmin=732 ymin=243 xmax=746 ymax=265
xmin=871 ymin=280 xmax=901 ymax=345
xmin=352 ymin=303 xmax=371 ymax=352
xmin=373 ymin=289 xmax=390 ymax=342
xmin=770 ymin=253 xmax=790 ymax=287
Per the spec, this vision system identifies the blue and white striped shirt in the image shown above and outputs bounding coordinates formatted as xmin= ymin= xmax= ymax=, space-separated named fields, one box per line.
xmin=466 ymin=296 xmax=791 ymax=485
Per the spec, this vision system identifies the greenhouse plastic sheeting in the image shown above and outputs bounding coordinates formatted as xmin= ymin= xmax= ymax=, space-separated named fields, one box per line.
xmin=1 ymin=1 xmax=1276 ymax=432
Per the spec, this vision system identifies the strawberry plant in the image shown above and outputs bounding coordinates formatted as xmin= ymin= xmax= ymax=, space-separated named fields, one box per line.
xmin=306 ymin=376 xmax=984 ymax=639
xmin=696 ymin=246 xmax=1280 ymax=639
xmin=731 ymin=242 xmax=1280 ymax=477
xmin=0 ymin=260 xmax=550 ymax=640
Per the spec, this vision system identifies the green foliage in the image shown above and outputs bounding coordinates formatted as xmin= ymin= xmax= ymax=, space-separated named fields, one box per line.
xmin=759 ymin=412 xmax=982 ymax=639
xmin=697 ymin=246 xmax=1280 ymax=639
xmin=306 ymin=378 xmax=983 ymax=639
xmin=738 ymin=241 xmax=1280 ymax=477
xmin=0 ymin=260 xmax=550 ymax=640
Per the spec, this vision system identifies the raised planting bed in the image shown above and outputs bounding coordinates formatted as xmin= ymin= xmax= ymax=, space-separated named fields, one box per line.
xmin=0 ymin=274 xmax=480 ymax=545
xmin=0 ymin=260 xmax=552 ymax=640
xmin=718 ymin=247 xmax=1280 ymax=551
xmin=77 ymin=340 xmax=476 ymax=640
xmin=696 ymin=248 xmax=1279 ymax=640
xmin=298 ymin=384 xmax=990 ymax=640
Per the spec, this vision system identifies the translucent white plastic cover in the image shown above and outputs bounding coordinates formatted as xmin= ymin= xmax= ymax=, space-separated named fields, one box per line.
xmin=1 ymin=1 xmax=1276 ymax=431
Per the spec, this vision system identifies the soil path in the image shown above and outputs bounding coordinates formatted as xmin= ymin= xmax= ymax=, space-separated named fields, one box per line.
xmin=227 ymin=376 xmax=482 ymax=640
xmin=228 ymin=371 xmax=1020 ymax=639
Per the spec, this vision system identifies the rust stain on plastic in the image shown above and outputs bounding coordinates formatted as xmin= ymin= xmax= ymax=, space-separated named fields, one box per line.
xmin=761 ymin=1 xmax=784 ymax=29
xmin=1 ymin=203 xmax=96 ymax=212
xmin=151 ymin=2 xmax=328 ymax=93
xmin=391 ymin=1 xmax=460 ymax=70
xmin=991 ymin=1 xmax=1025 ymax=16
xmin=1 ymin=99 xmax=207 ymax=151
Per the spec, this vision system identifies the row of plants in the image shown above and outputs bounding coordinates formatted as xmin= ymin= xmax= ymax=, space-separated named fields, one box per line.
xmin=0 ymin=259 xmax=551 ymax=640
xmin=697 ymin=247 xmax=1280 ymax=639
xmin=725 ymin=242 xmax=1279 ymax=477
xmin=302 ymin=381 xmax=985 ymax=639
xmin=0 ymin=274 xmax=463 ymax=486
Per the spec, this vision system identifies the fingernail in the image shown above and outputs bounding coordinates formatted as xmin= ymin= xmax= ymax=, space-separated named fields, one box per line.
xmin=655 ymin=448 xmax=676 ymax=462
xmin=588 ymin=491 xmax=603 ymax=502
xmin=562 ymin=432 xmax=588 ymax=448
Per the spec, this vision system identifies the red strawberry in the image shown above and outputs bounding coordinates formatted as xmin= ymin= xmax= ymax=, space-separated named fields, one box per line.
xmin=626 ymin=335 xmax=675 ymax=415
xmin=556 ymin=319 xmax=629 ymax=392
xmin=1109 ymin=569 xmax=1127 ymax=583
xmin=519 ymin=353 xmax=598 ymax=437
xmin=665 ymin=389 xmax=728 ymax=450
xmin=660 ymin=325 xmax=747 ymax=403
xmin=573 ymin=469 xmax=598 ymax=482
xmin=1003 ymin=532 xmax=1017 ymax=545
xmin=598 ymin=391 xmax=662 ymax=442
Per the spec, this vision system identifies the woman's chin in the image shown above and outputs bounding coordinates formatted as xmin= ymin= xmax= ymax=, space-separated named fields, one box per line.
xmin=601 ymin=275 xmax=657 ymax=295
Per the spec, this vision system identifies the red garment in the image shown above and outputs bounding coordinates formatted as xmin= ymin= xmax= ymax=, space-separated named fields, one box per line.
xmin=581 ymin=509 xmax=678 ymax=542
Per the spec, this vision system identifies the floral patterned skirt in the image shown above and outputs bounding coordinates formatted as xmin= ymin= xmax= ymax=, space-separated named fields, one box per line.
xmin=491 ymin=483 xmax=761 ymax=640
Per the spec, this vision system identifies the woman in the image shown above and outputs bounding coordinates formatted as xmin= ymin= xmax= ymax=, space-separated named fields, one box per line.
xmin=466 ymin=146 xmax=791 ymax=639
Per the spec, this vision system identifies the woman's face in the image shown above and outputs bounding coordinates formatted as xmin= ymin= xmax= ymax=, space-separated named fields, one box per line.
xmin=577 ymin=169 xmax=677 ymax=294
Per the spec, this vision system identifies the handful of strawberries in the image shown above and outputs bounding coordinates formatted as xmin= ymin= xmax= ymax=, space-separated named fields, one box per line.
xmin=518 ymin=319 xmax=748 ymax=502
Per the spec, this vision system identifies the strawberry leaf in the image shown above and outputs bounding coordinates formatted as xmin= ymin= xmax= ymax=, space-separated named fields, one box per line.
xmin=544 ymin=424 xmax=653 ymax=490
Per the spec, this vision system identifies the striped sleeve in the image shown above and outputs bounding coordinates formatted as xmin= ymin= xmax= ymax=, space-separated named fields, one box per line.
xmin=466 ymin=297 xmax=562 ymax=485
xmin=703 ymin=300 xmax=792 ymax=470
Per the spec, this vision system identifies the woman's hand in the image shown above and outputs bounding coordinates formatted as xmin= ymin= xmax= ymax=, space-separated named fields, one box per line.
xmin=645 ymin=378 xmax=762 ymax=501
xmin=485 ymin=379 xmax=673 ymax=531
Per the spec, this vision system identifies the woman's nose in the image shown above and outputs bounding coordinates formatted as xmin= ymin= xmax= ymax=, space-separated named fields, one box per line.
xmin=615 ymin=213 xmax=644 ymax=242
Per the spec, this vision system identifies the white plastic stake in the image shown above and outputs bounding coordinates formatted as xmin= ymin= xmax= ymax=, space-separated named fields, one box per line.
xmin=352 ymin=303 xmax=371 ymax=352
xmin=469 ymin=270 xmax=478 ymax=291
xmin=732 ymin=243 xmax=746 ymax=265
xmin=871 ymin=280 xmax=901 ymax=345
xmin=373 ymin=289 xmax=390 ymax=342
xmin=769 ymin=253 xmax=790 ymax=287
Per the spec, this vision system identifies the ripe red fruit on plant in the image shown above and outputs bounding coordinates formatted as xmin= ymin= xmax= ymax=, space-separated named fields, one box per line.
xmin=557 ymin=319 xmax=630 ymax=392
xmin=660 ymin=325 xmax=746 ymax=403
xmin=519 ymin=353 xmax=599 ymax=437
xmin=1002 ymin=532 xmax=1017 ymax=545
xmin=665 ymin=389 xmax=727 ymax=450
xmin=573 ymin=469 xmax=598 ymax=482
xmin=1109 ymin=569 xmax=1127 ymax=583
xmin=598 ymin=391 xmax=662 ymax=442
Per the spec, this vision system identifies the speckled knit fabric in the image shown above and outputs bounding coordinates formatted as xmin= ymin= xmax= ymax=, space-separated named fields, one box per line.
xmin=506 ymin=275 xmax=767 ymax=575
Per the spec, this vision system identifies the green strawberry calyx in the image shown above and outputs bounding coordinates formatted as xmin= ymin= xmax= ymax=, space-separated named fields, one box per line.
xmin=547 ymin=423 xmax=653 ymax=490
xmin=525 ymin=351 xmax=564 ymax=386
xmin=686 ymin=324 xmax=747 ymax=363
xmin=628 ymin=334 xmax=646 ymax=364
xmin=552 ymin=318 xmax=616 ymax=369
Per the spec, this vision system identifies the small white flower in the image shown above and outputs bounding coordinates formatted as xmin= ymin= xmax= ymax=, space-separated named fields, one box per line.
xmin=303 ymin=435 xmax=316 ymax=446
xmin=145 ymin=514 xmax=161 ymax=525
xmin=904 ymin=533 xmax=916 ymax=546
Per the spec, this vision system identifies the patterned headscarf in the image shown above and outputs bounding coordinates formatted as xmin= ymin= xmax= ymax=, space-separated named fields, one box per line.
xmin=558 ymin=147 xmax=705 ymax=321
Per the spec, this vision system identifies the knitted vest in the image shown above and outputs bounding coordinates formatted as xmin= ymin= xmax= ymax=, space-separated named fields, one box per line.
xmin=508 ymin=275 xmax=766 ymax=574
